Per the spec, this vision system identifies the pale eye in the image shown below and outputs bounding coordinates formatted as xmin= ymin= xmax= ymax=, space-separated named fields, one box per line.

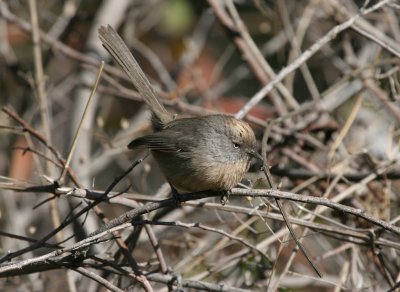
xmin=233 ymin=142 xmax=240 ymax=148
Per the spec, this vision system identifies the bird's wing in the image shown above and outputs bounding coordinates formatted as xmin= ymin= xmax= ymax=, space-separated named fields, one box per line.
xmin=127 ymin=131 xmax=185 ymax=152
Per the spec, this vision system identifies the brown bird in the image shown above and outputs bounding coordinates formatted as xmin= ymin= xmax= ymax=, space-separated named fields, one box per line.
xmin=98 ymin=25 xmax=261 ymax=193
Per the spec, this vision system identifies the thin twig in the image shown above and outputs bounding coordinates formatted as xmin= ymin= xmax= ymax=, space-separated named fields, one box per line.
xmin=59 ymin=61 xmax=104 ymax=183
xmin=235 ymin=0 xmax=392 ymax=119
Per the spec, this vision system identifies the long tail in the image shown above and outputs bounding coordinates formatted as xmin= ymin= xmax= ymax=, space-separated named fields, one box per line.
xmin=98 ymin=25 xmax=172 ymax=128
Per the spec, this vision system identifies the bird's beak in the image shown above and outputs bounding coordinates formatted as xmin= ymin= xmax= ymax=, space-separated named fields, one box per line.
xmin=249 ymin=151 xmax=264 ymax=164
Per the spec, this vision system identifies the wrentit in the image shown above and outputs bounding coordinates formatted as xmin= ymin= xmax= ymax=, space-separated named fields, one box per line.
xmin=99 ymin=25 xmax=262 ymax=192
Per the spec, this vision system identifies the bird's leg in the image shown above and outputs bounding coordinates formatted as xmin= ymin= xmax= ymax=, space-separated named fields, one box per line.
xmin=170 ymin=185 xmax=182 ymax=206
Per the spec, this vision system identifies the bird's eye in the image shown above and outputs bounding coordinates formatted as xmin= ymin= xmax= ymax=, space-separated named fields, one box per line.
xmin=233 ymin=142 xmax=240 ymax=148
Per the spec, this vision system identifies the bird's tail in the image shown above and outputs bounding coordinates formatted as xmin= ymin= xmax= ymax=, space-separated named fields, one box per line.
xmin=98 ymin=25 xmax=171 ymax=129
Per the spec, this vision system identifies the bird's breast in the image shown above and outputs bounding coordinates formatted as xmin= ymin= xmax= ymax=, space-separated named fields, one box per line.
xmin=153 ymin=149 xmax=250 ymax=192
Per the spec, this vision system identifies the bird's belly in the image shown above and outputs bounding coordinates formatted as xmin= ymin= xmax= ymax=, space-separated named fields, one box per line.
xmin=152 ymin=150 xmax=250 ymax=192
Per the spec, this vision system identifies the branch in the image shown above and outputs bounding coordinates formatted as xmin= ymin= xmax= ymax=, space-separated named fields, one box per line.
xmin=235 ymin=0 xmax=393 ymax=119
